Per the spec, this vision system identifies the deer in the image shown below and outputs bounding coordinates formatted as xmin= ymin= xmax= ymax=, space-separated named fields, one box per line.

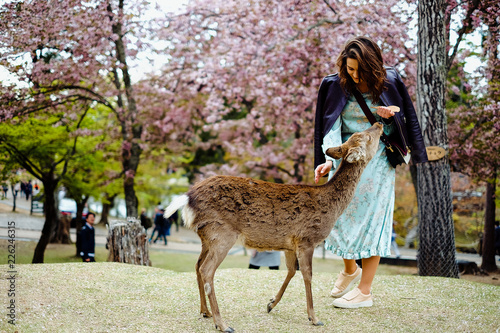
xmin=164 ymin=123 xmax=384 ymax=332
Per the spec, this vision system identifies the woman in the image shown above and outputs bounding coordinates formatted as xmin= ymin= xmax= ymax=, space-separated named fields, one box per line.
xmin=313 ymin=37 xmax=427 ymax=308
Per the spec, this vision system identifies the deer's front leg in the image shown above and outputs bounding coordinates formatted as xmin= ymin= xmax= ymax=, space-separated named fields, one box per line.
xmin=298 ymin=247 xmax=323 ymax=326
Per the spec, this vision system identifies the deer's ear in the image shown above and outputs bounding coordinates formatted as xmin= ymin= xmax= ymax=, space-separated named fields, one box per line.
xmin=326 ymin=146 xmax=344 ymax=159
xmin=345 ymin=147 xmax=365 ymax=163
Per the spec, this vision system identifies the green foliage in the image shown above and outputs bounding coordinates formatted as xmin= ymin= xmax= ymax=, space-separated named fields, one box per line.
xmin=0 ymin=113 xmax=78 ymax=181
xmin=61 ymin=105 xmax=122 ymax=204
xmin=135 ymin=157 xmax=189 ymax=210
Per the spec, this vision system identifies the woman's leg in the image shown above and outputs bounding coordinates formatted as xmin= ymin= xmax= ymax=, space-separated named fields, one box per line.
xmin=331 ymin=259 xmax=362 ymax=297
xmin=343 ymin=259 xmax=358 ymax=274
xmin=358 ymin=256 xmax=380 ymax=295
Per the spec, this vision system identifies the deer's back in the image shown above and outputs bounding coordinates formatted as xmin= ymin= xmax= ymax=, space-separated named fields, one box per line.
xmin=188 ymin=176 xmax=337 ymax=250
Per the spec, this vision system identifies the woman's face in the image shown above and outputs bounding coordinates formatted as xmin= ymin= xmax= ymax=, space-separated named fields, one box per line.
xmin=346 ymin=58 xmax=361 ymax=84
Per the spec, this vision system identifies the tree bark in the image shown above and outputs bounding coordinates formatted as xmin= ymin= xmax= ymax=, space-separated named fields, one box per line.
xmin=99 ymin=193 xmax=117 ymax=226
xmin=106 ymin=220 xmax=151 ymax=266
xmin=416 ymin=0 xmax=459 ymax=277
xmin=10 ymin=184 xmax=17 ymax=212
xmin=75 ymin=195 xmax=89 ymax=226
xmin=52 ymin=214 xmax=72 ymax=245
xmin=481 ymin=175 xmax=497 ymax=272
xmin=32 ymin=178 xmax=59 ymax=263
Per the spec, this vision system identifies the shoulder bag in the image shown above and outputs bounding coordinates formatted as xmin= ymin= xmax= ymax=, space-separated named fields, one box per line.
xmin=352 ymin=89 xmax=410 ymax=168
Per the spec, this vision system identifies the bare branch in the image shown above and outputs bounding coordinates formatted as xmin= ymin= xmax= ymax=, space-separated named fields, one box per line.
xmin=322 ymin=0 xmax=337 ymax=15
xmin=446 ymin=0 xmax=481 ymax=73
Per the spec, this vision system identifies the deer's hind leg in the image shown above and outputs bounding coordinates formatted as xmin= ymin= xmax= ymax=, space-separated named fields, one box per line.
xmin=198 ymin=226 xmax=238 ymax=333
xmin=196 ymin=242 xmax=212 ymax=318
xmin=267 ymin=250 xmax=297 ymax=313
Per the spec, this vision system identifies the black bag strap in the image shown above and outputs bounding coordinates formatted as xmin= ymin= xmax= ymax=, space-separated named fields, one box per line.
xmin=351 ymin=89 xmax=391 ymax=146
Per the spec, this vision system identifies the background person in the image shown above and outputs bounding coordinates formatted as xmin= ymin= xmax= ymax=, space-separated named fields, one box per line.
xmin=14 ymin=182 xmax=21 ymax=197
xmin=314 ymin=36 xmax=427 ymax=308
xmin=1 ymin=183 xmax=8 ymax=198
xmin=249 ymin=250 xmax=281 ymax=270
xmin=79 ymin=212 xmax=96 ymax=262
xmin=150 ymin=207 xmax=168 ymax=245
xmin=25 ymin=180 xmax=32 ymax=200
xmin=391 ymin=222 xmax=401 ymax=259
xmin=140 ymin=208 xmax=153 ymax=233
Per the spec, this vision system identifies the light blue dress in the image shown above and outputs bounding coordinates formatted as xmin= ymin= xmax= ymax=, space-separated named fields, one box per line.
xmin=322 ymin=93 xmax=395 ymax=260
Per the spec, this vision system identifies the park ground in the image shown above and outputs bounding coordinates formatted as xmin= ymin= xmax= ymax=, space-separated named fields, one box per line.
xmin=0 ymin=198 xmax=499 ymax=332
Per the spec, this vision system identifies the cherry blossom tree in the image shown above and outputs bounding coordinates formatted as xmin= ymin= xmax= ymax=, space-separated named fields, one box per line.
xmin=153 ymin=0 xmax=417 ymax=183
xmin=448 ymin=0 xmax=500 ymax=272
xmin=0 ymin=0 xmax=159 ymax=219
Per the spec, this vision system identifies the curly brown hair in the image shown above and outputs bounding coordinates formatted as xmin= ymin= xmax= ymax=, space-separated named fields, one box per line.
xmin=336 ymin=36 xmax=387 ymax=103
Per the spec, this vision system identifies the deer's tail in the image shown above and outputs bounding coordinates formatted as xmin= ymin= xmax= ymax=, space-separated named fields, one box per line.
xmin=164 ymin=195 xmax=195 ymax=229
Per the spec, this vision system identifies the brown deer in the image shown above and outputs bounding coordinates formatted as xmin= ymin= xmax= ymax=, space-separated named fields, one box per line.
xmin=164 ymin=123 xmax=383 ymax=332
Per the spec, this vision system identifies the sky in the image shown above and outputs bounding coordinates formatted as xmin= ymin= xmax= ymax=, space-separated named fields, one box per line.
xmin=154 ymin=0 xmax=188 ymax=13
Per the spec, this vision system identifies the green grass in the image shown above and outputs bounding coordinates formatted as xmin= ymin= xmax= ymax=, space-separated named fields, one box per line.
xmin=0 ymin=263 xmax=498 ymax=333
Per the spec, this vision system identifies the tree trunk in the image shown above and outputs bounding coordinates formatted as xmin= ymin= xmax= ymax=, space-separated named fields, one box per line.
xmin=481 ymin=175 xmax=497 ymax=272
xmin=10 ymin=184 xmax=17 ymax=212
xmin=75 ymin=195 xmax=89 ymax=225
xmin=99 ymin=193 xmax=117 ymax=225
xmin=52 ymin=214 xmax=72 ymax=244
xmin=122 ymin=141 xmax=141 ymax=219
xmin=416 ymin=0 xmax=459 ymax=277
xmin=72 ymin=195 xmax=89 ymax=255
xmin=49 ymin=190 xmax=71 ymax=245
xmin=32 ymin=178 xmax=59 ymax=263
xmin=106 ymin=220 xmax=151 ymax=266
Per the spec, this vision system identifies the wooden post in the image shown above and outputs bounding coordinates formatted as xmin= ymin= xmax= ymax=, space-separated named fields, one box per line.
xmin=106 ymin=218 xmax=151 ymax=266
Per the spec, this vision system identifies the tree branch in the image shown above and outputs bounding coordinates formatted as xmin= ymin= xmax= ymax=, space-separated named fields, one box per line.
xmin=446 ymin=0 xmax=481 ymax=73
xmin=322 ymin=0 xmax=337 ymax=15
xmin=0 ymin=138 xmax=44 ymax=180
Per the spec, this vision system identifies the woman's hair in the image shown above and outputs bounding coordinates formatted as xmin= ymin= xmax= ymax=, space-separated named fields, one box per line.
xmin=336 ymin=36 xmax=387 ymax=102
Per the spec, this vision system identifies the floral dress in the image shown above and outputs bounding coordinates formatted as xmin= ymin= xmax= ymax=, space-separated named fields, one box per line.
xmin=322 ymin=93 xmax=395 ymax=260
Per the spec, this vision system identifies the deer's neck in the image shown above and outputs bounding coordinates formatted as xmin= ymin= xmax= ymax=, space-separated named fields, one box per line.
xmin=323 ymin=160 xmax=367 ymax=206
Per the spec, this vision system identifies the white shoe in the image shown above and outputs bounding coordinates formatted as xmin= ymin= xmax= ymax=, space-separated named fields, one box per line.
xmin=332 ymin=288 xmax=373 ymax=309
xmin=330 ymin=266 xmax=362 ymax=298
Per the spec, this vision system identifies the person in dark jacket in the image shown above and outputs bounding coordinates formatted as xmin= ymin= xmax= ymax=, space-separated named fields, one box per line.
xmin=314 ymin=37 xmax=428 ymax=309
xmin=140 ymin=208 xmax=153 ymax=232
xmin=79 ymin=212 xmax=96 ymax=262
xmin=151 ymin=208 xmax=168 ymax=245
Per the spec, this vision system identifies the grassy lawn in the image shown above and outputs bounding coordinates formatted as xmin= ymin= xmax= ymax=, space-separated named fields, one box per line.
xmin=0 ymin=262 xmax=498 ymax=332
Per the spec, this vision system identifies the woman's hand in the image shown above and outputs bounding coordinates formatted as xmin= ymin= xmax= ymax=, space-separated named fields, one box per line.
xmin=374 ymin=106 xmax=398 ymax=119
xmin=314 ymin=160 xmax=333 ymax=183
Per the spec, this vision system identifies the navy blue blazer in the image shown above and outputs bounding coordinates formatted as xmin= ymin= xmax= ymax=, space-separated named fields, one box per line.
xmin=79 ymin=223 xmax=95 ymax=260
xmin=314 ymin=67 xmax=428 ymax=169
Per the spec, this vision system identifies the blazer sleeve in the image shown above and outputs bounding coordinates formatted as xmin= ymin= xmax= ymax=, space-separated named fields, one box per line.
xmin=79 ymin=227 xmax=90 ymax=258
xmin=394 ymin=72 xmax=428 ymax=164
xmin=314 ymin=78 xmax=329 ymax=169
